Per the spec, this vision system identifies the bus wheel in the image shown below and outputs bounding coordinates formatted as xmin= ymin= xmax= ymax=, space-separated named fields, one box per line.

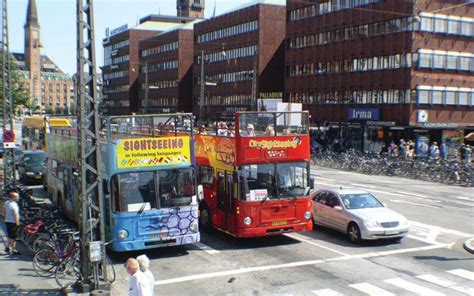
xmin=199 ymin=206 xmax=212 ymax=231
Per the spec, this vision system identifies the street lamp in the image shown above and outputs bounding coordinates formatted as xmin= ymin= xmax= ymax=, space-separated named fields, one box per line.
xmin=198 ymin=47 xmax=226 ymax=123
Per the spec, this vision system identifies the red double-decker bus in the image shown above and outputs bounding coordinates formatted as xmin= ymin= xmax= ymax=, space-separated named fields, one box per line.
xmin=195 ymin=111 xmax=314 ymax=237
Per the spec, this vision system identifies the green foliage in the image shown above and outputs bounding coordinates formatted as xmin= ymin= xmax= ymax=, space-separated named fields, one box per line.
xmin=0 ymin=53 xmax=30 ymax=111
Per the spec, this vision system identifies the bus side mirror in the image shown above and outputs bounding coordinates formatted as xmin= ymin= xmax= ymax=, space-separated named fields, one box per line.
xmin=310 ymin=178 xmax=316 ymax=190
xmin=197 ymin=184 xmax=204 ymax=201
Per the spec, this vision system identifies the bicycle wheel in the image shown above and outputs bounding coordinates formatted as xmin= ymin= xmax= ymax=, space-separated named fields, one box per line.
xmin=55 ymin=255 xmax=81 ymax=288
xmin=98 ymin=256 xmax=116 ymax=284
xmin=33 ymin=248 xmax=59 ymax=277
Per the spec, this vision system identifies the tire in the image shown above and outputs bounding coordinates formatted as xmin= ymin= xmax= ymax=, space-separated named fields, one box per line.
xmin=347 ymin=223 xmax=362 ymax=243
xmin=55 ymin=253 xmax=81 ymax=288
xmin=99 ymin=256 xmax=116 ymax=284
xmin=199 ymin=205 xmax=212 ymax=231
xmin=33 ymin=248 xmax=59 ymax=277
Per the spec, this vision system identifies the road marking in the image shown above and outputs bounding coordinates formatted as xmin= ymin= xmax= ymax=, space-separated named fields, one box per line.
xmin=285 ymin=233 xmax=349 ymax=256
xmin=417 ymin=274 xmax=474 ymax=295
xmin=447 ymin=269 xmax=474 ymax=281
xmin=454 ymin=201 xmax=474 ymax=207
xmin=349 ymin=282 xmax=395 ymax=296
xmin=154 ymin=243 xmax=451 ymax=286
xmin=395 ymin=191 xmax=429 ymax=198
xmin=390 ymin=200 xmax=441 ymax=209
xmin=311 ymin=289 xmax=344 ymax=296
xmin=384 ymin=278 xmax=445 ymax=296
xmin=193 ymin=242 xmax=220 ymax=254
xmin=456 ymin=196 xmax=474 ymax=202
xmin=410 ymin=221 xmax=473 ymax=238
xmin=314 ymin=177 xmax=336 ymax=182
xmin=426 ymin=226 xmax=440 ymax=243
xmin=350 ymin=183 xmax=376 ymax=189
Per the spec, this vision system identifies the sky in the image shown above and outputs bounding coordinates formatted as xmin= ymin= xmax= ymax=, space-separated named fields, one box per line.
xmin=8 ymin=0 xmax=255 ymax=75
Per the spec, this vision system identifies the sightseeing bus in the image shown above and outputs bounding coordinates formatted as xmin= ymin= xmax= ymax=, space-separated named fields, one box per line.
xmin=22 ymin=116 xmax=73 ymax=151
xmin=45 ymin=114 xmax=201 ymax=251
xmin=195 ymin=111 xmax=315 ymax=237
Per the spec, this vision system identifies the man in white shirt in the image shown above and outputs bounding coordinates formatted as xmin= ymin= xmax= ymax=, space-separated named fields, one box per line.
xmin=126 ymin=258 xmax=152 ymax=296
xmin=4 ymin=192 xmax=20 ymax=255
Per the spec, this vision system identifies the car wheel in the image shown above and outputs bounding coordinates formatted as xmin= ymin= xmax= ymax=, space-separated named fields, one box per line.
xmin=347 ymin=223 xmax=362 ymax=243
xmin=199 ymin=205 xmax=212 ymax=231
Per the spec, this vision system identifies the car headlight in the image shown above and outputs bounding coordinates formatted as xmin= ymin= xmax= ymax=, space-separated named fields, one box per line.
xmin=363 ymin=220 xmax=379 ymax=228
xmin=243 ymin=217 xmax=252 ymax=226
xmin=304 ymin=211 xmax=311 ymax=220
xmin=189 ymin=222 xmax=199 ymax=233
xmin=117 ymin=229 xmax=129 ymax=239
xmin=26 ymin=172 xmax=35 ymax=176
xmin=400 ymin=219 xmax=410 ymax=227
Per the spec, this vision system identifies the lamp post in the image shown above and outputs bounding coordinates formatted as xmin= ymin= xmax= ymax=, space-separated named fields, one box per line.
xmin=251 ymin=48 xmax=258 ymax=111
xmin=198 ymin=46 xmax=226 ymax=122
xmin=143 ymin=62 xmax=149 ymax=114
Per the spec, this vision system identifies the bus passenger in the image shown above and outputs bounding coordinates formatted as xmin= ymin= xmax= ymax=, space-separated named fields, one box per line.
xmin=264 ymin=125 xmax=275 ymax=136
xmin=241 ymin=124 xmax=256 ymax=137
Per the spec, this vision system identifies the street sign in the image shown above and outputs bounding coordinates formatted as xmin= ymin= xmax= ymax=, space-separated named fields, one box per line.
xmin=2 ymin=130 xmax=15 ymax=143
xmin=3 ymin=142 xmax=15 ymax=149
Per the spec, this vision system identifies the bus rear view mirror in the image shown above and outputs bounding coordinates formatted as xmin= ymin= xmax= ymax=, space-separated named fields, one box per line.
xmin=310 ymin=178 xmax=316 ymax=190
xmin=197 ymin=184 xmax=204 ymax=201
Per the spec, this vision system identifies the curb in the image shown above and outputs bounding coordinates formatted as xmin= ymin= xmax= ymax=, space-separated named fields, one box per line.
xmin=463 ymin=237 xmax=474 ymax=255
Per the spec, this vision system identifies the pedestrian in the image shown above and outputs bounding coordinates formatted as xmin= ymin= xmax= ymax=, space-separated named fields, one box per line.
xmin=440 ymin=143 xmax=447 ymax=160
xmin=125 ymin=258 xmax=152 ymax=296
xmin=399 ymin=139 xmax=406 ymax=159
xmin=4 ymin=192 xmax=20 ymax=255
xmin=429 ymin=141 xmax=440 ymax=160
xmin=388 ymin=141 xmax=398 ymax=157
xmin=137 ymin=255 xmax=155 ymax=296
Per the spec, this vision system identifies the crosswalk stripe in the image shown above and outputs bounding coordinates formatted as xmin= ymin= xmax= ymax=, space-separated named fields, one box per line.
xmin=417 ymin=274 xmax=474 ymax=295
xmin=349 ymin=282 xmax=395 ymax=296
xmin=384 ymin=278 xmax=445 ymax=296
xmin=447 ymin=269 xmax=474 ymax=281
xmin=311 ymin=289 xmax=344 ymax=296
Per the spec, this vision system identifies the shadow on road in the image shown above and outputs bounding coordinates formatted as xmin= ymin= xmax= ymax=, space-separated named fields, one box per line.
xmin=414 ymin=255 xmax=474 ymax=262
xmin=0 ymin=284 xmax=61 ymax=295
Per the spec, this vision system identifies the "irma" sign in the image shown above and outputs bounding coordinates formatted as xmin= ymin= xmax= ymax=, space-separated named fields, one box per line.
xmin=348 ymin=108 xmax=380 ymax=121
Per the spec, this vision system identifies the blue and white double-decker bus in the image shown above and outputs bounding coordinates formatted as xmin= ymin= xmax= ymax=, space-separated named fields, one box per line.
xmin=45 ymin=114 xmax=201 ymax=251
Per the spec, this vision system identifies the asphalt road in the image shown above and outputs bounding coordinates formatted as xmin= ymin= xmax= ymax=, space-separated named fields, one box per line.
xmin=107 ymin=166 xmax=474 ymax=296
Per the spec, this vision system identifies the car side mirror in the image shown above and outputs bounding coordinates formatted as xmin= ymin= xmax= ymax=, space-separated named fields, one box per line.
xmin=197 ymin=184 xmax=204 ymax=201
xmin=333 ymin=206 xmax=343 ymax=211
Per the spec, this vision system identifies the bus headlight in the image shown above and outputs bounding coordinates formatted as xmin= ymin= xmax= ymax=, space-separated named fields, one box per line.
xmin=243 ymin=217 xmax=252 ymax=226
xmin=117 ymin=229 xmax=129 ymax=239
xmin=190 ymin=222 xmax=198 ymax=233
xmin=304 ymin=211 xmax=312 ymax=220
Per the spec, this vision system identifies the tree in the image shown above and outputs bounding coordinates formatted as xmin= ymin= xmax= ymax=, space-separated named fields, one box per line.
xmin=0 ymin=53 xmax=30 ymax=111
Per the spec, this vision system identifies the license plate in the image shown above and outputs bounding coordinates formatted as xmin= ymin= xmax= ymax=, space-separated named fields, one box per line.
xmin=385 ymin=230 xmax=399 ymax=235
xmin=151 ymin=233 xmax=159 ymax=239
xmin=35 ymin=176 xmax=42 ymax=179
xmin=272 ymin=220 xmax=287 ymax=226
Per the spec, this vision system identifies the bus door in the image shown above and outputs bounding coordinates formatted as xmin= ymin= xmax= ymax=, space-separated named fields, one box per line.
xmin=216 ymin=171 xmax=236 ymax=233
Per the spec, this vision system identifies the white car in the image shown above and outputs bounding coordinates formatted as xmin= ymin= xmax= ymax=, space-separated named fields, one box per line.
xmin=312 ymin=188 xmax=409 ymax=243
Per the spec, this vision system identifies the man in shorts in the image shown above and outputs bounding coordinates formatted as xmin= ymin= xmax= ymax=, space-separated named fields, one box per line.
xmin=4 ymin=192 xmax=20 ymax=255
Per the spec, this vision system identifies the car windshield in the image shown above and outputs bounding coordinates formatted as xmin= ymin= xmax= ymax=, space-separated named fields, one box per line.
xmin=239 ymin=162 xmax=308 ymax=201
xmin=24 ymin=153 xmax=46 ymax=166
xmin=340 ymin=193 xmax=384 ymax=210
xmin=112 ymin=168 xmax=196 ymax=213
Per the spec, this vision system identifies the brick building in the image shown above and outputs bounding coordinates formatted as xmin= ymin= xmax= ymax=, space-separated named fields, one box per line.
xmin=14 ymin=0 xmax=72 ymax=114
xmin=178 ymin=0 xmax=205 ymax=19
xmin=193 ymin=0 xmax=286 ymax=120
xmin=102 ymin=14 xmax=201 ymax=115
xmin=285 ymin=0 xmax=473 ymax=152
xmin=138 ymin=21 xmax=198 ymax=113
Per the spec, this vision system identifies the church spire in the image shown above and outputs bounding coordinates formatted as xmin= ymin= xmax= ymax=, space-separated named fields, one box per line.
xmin=25 ymin=0 xmax=40 ymax=28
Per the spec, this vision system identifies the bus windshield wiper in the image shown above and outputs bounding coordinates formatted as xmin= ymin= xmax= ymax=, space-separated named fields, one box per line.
xmin=137 ymin=203 xmax=147 ymax=216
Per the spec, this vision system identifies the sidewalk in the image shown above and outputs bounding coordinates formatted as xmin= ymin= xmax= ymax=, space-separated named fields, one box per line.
xmin=0 ymin=215 xmax=62 ymax=295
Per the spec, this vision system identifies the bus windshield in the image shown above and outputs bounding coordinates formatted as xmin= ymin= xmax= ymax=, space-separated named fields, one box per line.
xmin=239 ymin=162 xmax=308 ymax=201
xmin=112 ymin=168 xmax=196 ymax=213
